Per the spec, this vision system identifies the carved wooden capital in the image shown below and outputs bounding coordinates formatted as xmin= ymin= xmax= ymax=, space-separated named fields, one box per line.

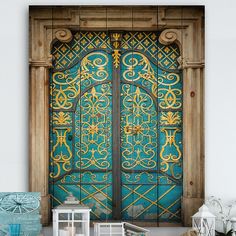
xmin=54 ymin=28 xmax=73 ymax=43
xmin=159 ymin=29 xmax=181 ymax=46
xmin=183 ymin=61 xmax=205 ymax=69
xmin=29 ymin=55 xmax=53 ymax=68
xmin=177 ymin=56 xmax=205 ymax=69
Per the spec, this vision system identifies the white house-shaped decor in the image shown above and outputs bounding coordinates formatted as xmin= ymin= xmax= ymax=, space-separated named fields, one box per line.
xmin=192 ymin=204 xmax=216 ymax=236
xmin=53 ymin=193 xmax=91 ymax=236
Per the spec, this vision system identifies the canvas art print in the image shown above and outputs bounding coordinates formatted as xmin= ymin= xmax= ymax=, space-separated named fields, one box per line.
xmin=29 ymin=5 xmax=205 ymax=228
xmin=0 ymin=1 xmax=235 ymax=236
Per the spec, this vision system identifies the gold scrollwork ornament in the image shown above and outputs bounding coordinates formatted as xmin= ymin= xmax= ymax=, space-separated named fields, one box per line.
xmin=112 ymin=50 xmax=121 ymax=68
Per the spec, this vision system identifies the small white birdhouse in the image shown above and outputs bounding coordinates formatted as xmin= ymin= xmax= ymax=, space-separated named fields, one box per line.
xmin=53 ymin=193 xmax=91 ymax=236
xmin=192 ymin=204 xmax=216 ymax=236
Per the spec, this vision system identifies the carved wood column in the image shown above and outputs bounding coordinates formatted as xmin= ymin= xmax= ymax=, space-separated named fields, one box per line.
xmin=29 ymin=7 xmax=54 ymax=224
xmin=29 ymin=60 xmax=51 ymax=225
xmin=182 ymin=63 xmax=204 ymax=226
xmin=180 ymin=10 xmax=205 ymax=225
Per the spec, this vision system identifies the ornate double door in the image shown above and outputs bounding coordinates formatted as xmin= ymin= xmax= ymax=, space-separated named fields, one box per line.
xmin=49 ymin=31 xmax=183 ymax=223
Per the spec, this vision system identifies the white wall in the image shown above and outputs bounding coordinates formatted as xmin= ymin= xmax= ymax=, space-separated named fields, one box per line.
xmin=0 ymin=0 xmax=236 ymax=201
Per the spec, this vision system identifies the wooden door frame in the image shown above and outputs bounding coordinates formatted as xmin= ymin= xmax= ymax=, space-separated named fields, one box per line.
xmin=29 ymin=6 xmax=205 ymax=226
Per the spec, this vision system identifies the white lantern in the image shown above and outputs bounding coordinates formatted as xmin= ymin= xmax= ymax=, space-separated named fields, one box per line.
xmin=230 ymin=217 xmax=236 ymax=236
xmin=53 ymin=193 xmax=91 ymax=236
xmin=192 ymin=204 xmax=216 ymax=236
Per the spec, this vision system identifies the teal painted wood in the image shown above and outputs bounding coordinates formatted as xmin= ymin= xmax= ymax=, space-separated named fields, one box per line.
xmin=49 ymin=33 xmax=113 ymax=220
xmin=50 ymin=31 xmax=183 ymax=222
xmin=0 ymin=192 xmax=42 ymax=236
xmin=120 ymin=32 xmax=182 ymax=222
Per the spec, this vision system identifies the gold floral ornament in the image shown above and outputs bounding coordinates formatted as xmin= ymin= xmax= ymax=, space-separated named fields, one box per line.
xmin=52 ymin=52 xmax=109 ymax=110
xmin=53 ymin=112 xmax=72 ymax=125
xmin=112 ymin=33 xmax=121 ymax=41
xmin=158 ymin=73 xmax=182 ymax=109
xmin=133 ymin=125 xmax=142 ymax=134
xmin=88 ymin=124 xmax=99 ymax=135
xmin=160 ymin=127 xmax=182 ymax=174
xmin=122 ymin=52 xmax=157 ymax=98
xmin=50 ymin=128 xmax=72 ymax=179
xmin=110 ymin=32 xmax=122 ymax=68
xmin=112 ymin=50 xmax=121 ymax=68
xmin=160 ymin=111 xmax=181 ymax=125
xmin=124 ymin=125 xmax=133 ymax=135
xmin=124 ymin=125 xmax=143 ymax=135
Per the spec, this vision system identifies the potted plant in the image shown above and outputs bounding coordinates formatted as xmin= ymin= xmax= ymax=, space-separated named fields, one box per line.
xmin=206 ymin=197 xmax=236 ymax=236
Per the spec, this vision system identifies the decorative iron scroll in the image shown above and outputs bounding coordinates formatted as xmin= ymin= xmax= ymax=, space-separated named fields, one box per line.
xmin=74 ymin=84 xmax=112 ymax=171
xmin=49 ymin=31 xmax=182 ymax=222
xmin=50 ymin=31 xmax=113 ymax=219
xmin=120 ymin=31 xmax=182 ymax=221
xmin=121 ymin=32 xmax=180 ymax=70
xmin=121 ymin=84 xmax=157 ymax=170
xmin=52 ymin=32 xmax=112 ymax=70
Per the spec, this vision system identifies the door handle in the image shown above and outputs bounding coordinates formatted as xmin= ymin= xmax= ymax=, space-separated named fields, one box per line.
xmin=124 ymin=125 xmax=142 ymax=135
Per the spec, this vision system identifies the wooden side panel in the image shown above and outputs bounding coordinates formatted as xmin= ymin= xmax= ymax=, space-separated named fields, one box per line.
xmin=29 ymin=66 xmax=50 ymax=225
xmin=182 ymin=67 xmax=204 ymax=226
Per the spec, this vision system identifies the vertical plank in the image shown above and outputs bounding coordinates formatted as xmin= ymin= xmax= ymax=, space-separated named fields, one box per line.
xmin=110 ymin=31 xmax=122 ymax=220
xmin=182 ymin=67 xmax=204 ymax=226
xmin=29 ymin=66 xmax=50 ymax=225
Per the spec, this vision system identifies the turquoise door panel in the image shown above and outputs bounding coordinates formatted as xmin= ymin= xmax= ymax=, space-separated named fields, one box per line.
xmin=120 ymin=31 xmax=182 ymax=221
xmin=50 ymin=31 xmax=183 ymax=222
xmin=50 ymin=32 xmax=113 ymax=220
